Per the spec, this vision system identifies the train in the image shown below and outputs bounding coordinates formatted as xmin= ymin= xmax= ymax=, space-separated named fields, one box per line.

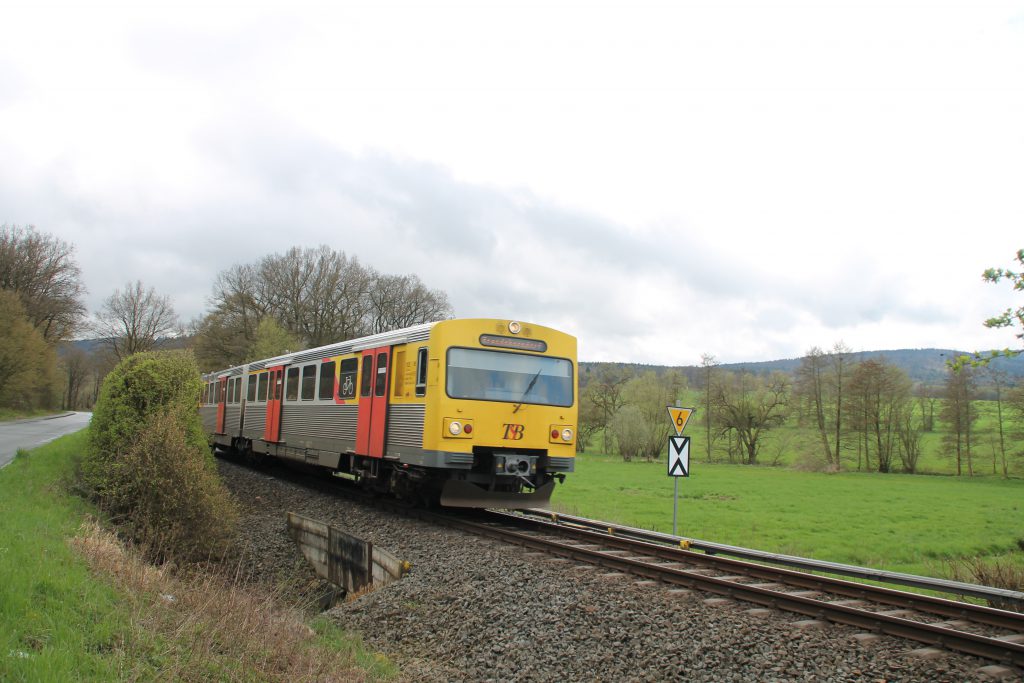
xmin=199 ymin=318 xmax=578 ymax=508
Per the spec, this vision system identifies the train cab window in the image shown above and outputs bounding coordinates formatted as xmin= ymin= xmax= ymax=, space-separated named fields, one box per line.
xmin=415 ymin=347 xmax=428 ymax=397
xmin=247 ymin=376 xmax=257 ymax=402
xmin=339 ymin=358 xmax=357 ymax=399
xmin=257 ymin=372 xmax=268 ymax=402
xmin=319 ymin=361 xmax=335 ymax=401
xmin=375 ymin=352 xmax=388 ymax=397
xmin=286 ymin=367 xmax=299 ymax=401
xmin=301 ymin=365 xmax=316 ymax=400
xmin=360 ymin=356 xmax=373 ymax=397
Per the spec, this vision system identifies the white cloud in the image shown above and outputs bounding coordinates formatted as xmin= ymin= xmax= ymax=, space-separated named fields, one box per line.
xmin=1 ymin=0 xmax=1022 ymax=364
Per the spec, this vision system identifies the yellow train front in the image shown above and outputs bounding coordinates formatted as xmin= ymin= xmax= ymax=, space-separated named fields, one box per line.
xmin=200 ymin=319 xmax=578 ymax=508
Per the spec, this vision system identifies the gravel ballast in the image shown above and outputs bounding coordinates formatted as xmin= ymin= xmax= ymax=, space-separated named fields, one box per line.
xmin=219 ymin=459 xmax=1018 ymax=682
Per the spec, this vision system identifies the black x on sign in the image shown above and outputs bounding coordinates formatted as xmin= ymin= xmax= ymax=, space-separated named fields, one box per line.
xmin=668 ymin=436 xmax=690 ymax=477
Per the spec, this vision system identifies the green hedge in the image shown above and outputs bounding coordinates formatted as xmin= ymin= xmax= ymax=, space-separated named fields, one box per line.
xmin=79 ymin=350 xmax=237 ymax=561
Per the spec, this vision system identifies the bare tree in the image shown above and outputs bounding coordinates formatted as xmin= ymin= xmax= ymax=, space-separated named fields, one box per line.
xmin=986 ymin=367 xmax=1011 ymax=477
xmin=700 ymin=353 xmax=718 ymax=462
xmin=94 ymin=281 xmax=179 ymax=360
xmin=0 ymin=224 xmax=86 ymax=342
xmin=710 ymin=370 xmax=789 ymax=465
xmin=193 ymin=245 xmax=452 ymax=369
xmin=794 ymin=342 xmax=852 ymax=471
xmin=368 ymin=274 xmax=453 ymax=334
xmin=845 ymin=358 xmax=912 ymax=473
xmin=941 ymin=364 xmax=978 ymax=476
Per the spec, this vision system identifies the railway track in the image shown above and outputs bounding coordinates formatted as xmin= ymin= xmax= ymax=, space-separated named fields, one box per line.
xmin=423 ymin=506 xmax=1024 ymax=669
xmin=220 ymin=455 xmax=1024 ymax=674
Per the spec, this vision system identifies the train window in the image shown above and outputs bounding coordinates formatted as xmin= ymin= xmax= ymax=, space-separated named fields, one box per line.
xmin=375 ymin=352 xmax=388 ymax=397
xmin=446 ymin=348 xmax=574 ymax=407
xmin=339 ymin=358 xmax=357 ymax=399
xmin=247 ymin=376 xmax=257 ymax=402
xmin=257 ymin=372 xmax=268 ymax=402
xmin=319 ymin=361 xmax=335 ymax=400
xmin=286 ymin=367 xmax=299 ymax=401
xmin=234 ymin=377 xmax=242 ymax=403
xmin=415 ymin=347 xmax=428 ymax=397
xmin=360 ymin=356 xmax=373 ymax=397
xmin=301 ymin=365 xmax=316 ymax=400
xmin=228 ymin=378 xmax=236 ymax=403
xmin=273 ymin=369 xmax=283 ymax=401
xmin=215 ymin=381 xmax=223 ymax=403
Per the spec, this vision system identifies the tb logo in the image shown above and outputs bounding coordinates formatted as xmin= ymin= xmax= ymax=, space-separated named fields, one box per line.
xmin=503 ymin=423 xmax=525 ymax=440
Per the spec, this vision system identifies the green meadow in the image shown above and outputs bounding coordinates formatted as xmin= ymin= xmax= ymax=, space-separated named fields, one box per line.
xmin=550 ymin=450 xmax=1024 ymax=579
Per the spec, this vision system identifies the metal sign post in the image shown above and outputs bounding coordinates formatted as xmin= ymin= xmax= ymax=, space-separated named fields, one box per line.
xmin=666 ymin=406 xmax=695 ymax=537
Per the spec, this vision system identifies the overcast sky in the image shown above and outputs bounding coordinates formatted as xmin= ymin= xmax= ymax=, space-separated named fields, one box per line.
xmin=2 ymin=0 xmax=1022 ymax=364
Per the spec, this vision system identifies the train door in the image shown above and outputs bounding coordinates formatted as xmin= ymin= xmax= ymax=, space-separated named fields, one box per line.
xmin=263 ymin=365 xmax=285 ymax=442
xmin=355 ymin=347 xmax=391 ymax=457
xmin=215 ymin=376 xmax=227 ymax=434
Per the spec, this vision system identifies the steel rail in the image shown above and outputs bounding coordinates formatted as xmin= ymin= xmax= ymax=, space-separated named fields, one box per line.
xmin=427 ymin=511 xmax=1024 ymax=667
xmin=518 ymin=507 xmax=1024 ymax=610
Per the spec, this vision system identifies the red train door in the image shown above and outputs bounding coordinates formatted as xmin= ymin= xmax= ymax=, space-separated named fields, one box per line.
xmin=263 ymin=365 xmax=284 ymax=442
xmin=355 ymin=347 xmax=391 ymax=457
xmin=215 ymin=376 xmax=227 ymax=434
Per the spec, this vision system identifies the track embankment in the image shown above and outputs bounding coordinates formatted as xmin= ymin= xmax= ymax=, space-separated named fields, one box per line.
xmin=219 ymin=459 xmax=1015 ymax=682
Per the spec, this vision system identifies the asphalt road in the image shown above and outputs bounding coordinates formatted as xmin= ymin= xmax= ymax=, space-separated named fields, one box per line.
xmin=0 ymin=411 xmax=92 ymax=469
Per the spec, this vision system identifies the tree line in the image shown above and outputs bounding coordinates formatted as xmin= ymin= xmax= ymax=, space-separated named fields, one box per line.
xmin=578 ymin=348 xmax=1024 ymax=478
xmin=0 ymin=225 xmax=451 ymax=411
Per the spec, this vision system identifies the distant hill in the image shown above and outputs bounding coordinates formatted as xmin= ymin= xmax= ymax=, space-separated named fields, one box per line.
xmin=581 ymin=348 xmax=1024 ymax=389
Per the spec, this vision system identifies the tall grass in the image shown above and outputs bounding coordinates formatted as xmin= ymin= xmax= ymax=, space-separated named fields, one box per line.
xmin=0 ymin=431 xmax=396 ymax=681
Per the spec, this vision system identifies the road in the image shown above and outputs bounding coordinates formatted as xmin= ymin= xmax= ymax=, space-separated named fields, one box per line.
xmin=0 ymin=412 xmax=92 ymax=469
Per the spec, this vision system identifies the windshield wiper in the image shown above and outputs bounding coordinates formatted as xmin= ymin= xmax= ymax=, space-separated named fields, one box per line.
xmin=512 ymin=370 xmax=542 ymax=414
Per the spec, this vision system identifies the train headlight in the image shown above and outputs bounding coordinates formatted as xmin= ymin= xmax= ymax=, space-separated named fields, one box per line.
xmin=443 ymin=417 xmax=474 ymax=438
xmin=508 ymin=321 xmax=522 ymax=334
xmin=549 ymin=424 xmax=575 ymax=444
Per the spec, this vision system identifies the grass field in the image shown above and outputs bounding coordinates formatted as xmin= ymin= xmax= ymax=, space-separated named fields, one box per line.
xmin=550 ymin=451 xmax=1024 ymax=579
xmin=0 ymin=431 xmax=396 ymax=681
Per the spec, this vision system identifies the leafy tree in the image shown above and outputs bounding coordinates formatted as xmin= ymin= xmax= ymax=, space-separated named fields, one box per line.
xmin=246 ymin=317 xmax=302 ymax=362
xmin=608 ymin=404 xmax=660 ymax=462
xmin=0 ymin=290 xmax=59 ymax=409
xmin=94 ymin=280 xmax=180 ymax=360
xmin=710 ymin=370 xmax=789 ymax=465
xmin=0 ymin=224 xmax=86 ymax=343
xmin=982 ymin=248 xmax=1024 ymax=350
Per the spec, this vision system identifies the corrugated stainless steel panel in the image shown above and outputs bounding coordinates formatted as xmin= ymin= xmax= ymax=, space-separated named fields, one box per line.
xmin=386 ymin=404 xmax=425 ymax=448
xmin=225 ymin=405 xmax=241 ymax=434
xmin=280 ymin=404 xmax=358 ymax=441
xmin=246 ymin=405 xmax=267 ymax=434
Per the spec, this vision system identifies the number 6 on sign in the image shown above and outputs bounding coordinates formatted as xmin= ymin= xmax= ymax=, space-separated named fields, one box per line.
xmin=666 ymin=406 xmax=695 ymax=436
